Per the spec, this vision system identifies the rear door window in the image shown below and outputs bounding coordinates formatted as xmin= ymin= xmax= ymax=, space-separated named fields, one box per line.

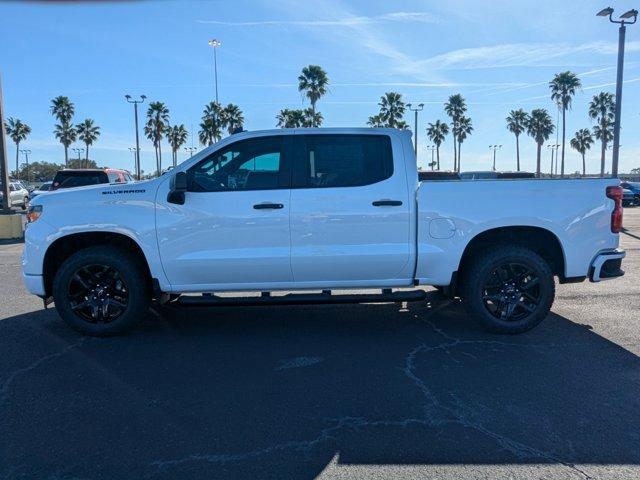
xmin=293 ymin=135 xmax=393 ymax=188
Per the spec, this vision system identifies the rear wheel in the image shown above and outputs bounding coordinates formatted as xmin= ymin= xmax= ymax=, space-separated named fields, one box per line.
xmin=21 ymin=197 xmax=28 ymax=210
xmin=52 ymin=246 xmax=151 ymax=336
xmin=462 ymin=246 xmax=554 ymax=334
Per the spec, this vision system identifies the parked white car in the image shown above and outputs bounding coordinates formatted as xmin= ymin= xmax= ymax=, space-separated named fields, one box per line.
xmin=0 ymin=180 xmax=29 ymax=210
xmin=22 ymin=128 xmax=626 ymax=336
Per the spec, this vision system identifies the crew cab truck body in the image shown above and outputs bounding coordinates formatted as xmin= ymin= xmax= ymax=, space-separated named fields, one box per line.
xmin=22 ymin=128 xmax=625 ymax=336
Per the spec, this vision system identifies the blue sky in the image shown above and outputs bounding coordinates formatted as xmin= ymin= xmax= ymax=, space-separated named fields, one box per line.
xmin=1 ymin=0 xmax=640 ymax=174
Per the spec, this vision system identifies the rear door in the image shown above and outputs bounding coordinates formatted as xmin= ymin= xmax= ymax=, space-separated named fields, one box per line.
xmin=156 ymin=134 xmax=294 ymax=290
xmin=289 ymin=133 xmax=412 ymax=286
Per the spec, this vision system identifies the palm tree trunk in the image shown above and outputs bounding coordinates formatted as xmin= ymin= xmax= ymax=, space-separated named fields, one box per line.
xmin=154 ymin=145 xmax=159 ymax=177
xmin=515 ymin=134 xmax=520 ymax=171
xmin=600 ymin=119 xmax=606 ymax=177
xmin=158 ymin=142 xmax=163 ymax=175
xmin=561 ymin=107 xmax=566 ymax=177
xmin=436 ymin=146 xmax=440 ymax=170
xmin=582 ymin=153 xmax=586 ymax=176
xmin=85 ymin=144 xmax=89 ymax=169
xmin=64 ymin=145 xmax=69 ymax=167
xmin=452 ymin=131 xmax=457 ymax=171
xmin=15 ymin=142 xmax=20 ymax=177
xmin=536 ymin=142 xmax=542 ymax=177
xmin=457 ymin=142 xmax=462 ymax=172
xmin=312 ymin=101 xmax=317 ymax=127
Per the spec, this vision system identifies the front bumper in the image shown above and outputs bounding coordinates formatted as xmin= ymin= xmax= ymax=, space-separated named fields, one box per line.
xmin=589 ymin=249 xmax=626 ymax=282
xmin=22 ymin=273 xmax=45 ymax=296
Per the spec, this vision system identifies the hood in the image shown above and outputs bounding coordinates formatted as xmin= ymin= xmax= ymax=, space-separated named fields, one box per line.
xmin=31 ymin=179 xmax=159 ymax=208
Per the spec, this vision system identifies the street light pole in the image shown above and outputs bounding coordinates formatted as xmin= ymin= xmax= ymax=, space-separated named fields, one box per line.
xmin=19 ymin=149 xmax=31 ymax=183
xmin=72 ymin=148 xmax=84 ymax=166
xmin=125 ymin=94 xmax=146 ymax=180
xmin=208 ymin=39 xmax=221 ymax=104
xmin=426 ymin=145 xmax=437 ymax=170
xmin=489 ymin=145 xmax=502 ymax=171
xmin=406 ymin=103 xmax=424 ymax=153
xmin=597 ymin=7 xmax=638 ymax=177
xmin=0 ymin=74 xmax=11 ymax=214
xmin=128 ymin=147 xmax=139 ymax=175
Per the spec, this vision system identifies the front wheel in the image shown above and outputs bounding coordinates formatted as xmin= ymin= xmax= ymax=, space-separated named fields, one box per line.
xmin=52 ymin=246 xmax=151 ymax=336
xmin=461 ymin=246 xmax=555 ymax=334
xmin=21 ymin=197 xmax=28 ymax=210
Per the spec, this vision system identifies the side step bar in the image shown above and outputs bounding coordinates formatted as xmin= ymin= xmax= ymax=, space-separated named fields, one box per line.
xmin=177 ymin=289 xmax=427 ymax=307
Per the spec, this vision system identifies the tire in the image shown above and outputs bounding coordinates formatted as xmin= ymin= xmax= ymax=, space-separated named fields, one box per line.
xmin=52 ymin=246 xmax=151 ymax=336
xmin=461 ymin=246 xmax=554 ymax=334
xmin=21 ymin=197 xmax=28 ymax=210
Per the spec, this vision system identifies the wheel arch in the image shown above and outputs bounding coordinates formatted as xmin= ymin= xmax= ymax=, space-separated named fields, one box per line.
xmin=42 ymin=231 xmax=153 ymax=297
xmin=456 ymin=226 xmax=566 ymax=288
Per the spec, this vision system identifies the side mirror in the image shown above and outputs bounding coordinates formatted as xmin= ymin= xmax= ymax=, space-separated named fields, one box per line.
xmin=167 ymin=171 xmax=187 ymax=205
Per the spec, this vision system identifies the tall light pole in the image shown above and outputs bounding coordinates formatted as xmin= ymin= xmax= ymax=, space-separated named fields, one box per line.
xmin=406 ymin=103 xmax=424 ymax=152
xmin=184 ymin=146 xmax=197 ymax=158
xmin=19 ymin=149 xmax=31 ymax=183
xmin=489 ymin=145 xmax=502 ymax=171
xmin=208 ymin=39 xmax=221 ymax=104
xmin=597 ymin=7 xmax=637 ymax=177
xmin=128 ymin=147 xmax=139 ymax=175
xmin=125 ymin=94 xmax=146 ymax=180
xmin=547 ymin=144 xmax=559 ymax=176
xmin=426 ymin=145 xmax=437 ymax=170
xmin=72 ymin=148 xmax=84 ymax=166
xmin=0 ymin=74 xmax=11 ymax=214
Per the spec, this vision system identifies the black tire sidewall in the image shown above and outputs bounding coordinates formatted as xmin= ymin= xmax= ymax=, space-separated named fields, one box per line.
xmin=463 ymin=246 xmax=555 ymax=334
xmin=52 ymin=246 xmax=150 ymax=336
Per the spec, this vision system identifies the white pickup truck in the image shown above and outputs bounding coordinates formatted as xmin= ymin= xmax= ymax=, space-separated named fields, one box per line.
xmin=22 ymin=128 xmax=626 ymax=336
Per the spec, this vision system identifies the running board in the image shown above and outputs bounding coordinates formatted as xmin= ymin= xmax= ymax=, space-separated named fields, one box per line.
xmin=177 ymin=289 xmax=427 ymax=307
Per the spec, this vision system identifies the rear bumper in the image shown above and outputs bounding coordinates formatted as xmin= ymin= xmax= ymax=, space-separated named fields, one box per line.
xmin=589 ymin=249 xmax=626 ymax=282
xmin=23 ymin=273 xmax=45 ymax=296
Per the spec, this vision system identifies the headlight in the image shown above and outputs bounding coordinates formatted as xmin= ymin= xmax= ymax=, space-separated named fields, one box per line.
xmin=27 ymin=205 xmax=42 ymax=223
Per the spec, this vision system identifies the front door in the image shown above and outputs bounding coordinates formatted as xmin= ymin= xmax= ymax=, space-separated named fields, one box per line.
xmin=156 ymin=135 xmax=293 ymax=291
xmin=289 ymin=133 xmax=412 ymax=287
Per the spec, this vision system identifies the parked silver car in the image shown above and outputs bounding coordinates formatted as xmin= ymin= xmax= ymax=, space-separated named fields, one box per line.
xmin=0 ymin=180 xmax=30 ymax=210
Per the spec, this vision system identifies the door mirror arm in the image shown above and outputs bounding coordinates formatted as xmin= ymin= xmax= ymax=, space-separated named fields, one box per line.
xmin=167 ymin=171 xmax=187 ymax=205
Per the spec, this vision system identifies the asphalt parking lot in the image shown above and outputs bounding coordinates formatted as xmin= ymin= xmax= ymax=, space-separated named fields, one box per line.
xmin=1 ymin=209 xmax=639 ymax=480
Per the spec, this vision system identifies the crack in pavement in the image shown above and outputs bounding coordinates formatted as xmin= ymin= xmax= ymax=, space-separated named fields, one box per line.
xmin=0 ymin=337 xmax=87 ymax=406
xmin=147 ymin=301 xmax=593 ymax=479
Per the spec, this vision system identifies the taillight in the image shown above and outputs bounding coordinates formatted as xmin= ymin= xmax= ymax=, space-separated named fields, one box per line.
xmin=606 ymin=186 xmax=623 ymax=233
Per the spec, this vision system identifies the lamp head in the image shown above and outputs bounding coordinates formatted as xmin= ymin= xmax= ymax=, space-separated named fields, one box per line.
xmin=620 ymin=9 xmax=638 ymax=19
xmin=597 ymin=7 xmax=614 ymax=16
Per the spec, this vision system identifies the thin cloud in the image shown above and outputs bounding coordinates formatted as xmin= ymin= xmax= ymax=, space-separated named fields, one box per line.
xmin=197 ymin=12 xmax=438 ymax=27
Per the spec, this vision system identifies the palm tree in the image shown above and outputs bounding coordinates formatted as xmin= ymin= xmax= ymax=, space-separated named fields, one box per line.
xmin=298 ymin=65 xmax=329 ymax=127
xmin=222 ymin=104 xmax=244 ymax=135
xmin=198 ymin=117 xmax=222 ymax=146
xmin=549 ymin=71 xmax=581 ymax=177
xmin=367 ymin=114 xmax=385 ymax=128
xmin=444 ymin=94 xmax=467 ymax=171
xmin=145 ymin=101 xmax=170 ymax=176
xmin=201 ymin=101 xmax=224 ymax=142
xmin=588 ymin=92 xmax=615 ymax=177
xmin=276 ymin=109 xmax=306 ymax=128
xmin=506 ymin=109 xmax=529 ymax=171
xmin=593 ymin=121 xmax=613 ymax=176
xmin=570 ymin=128 xmax=594 ymax=176
xmin=76 ymin=119 xmax=100 ymax=167
xmin=4 ymin=118 xmax=31 ymax=175
xmin=302 ymin=108 xmax=323 ymax=127
xmin=50 ymin=96 xmax=75 ymax=165
xmin=426 ymin=120 xmax=449 ymax=170
xmin=53 ymin=123 xmax=77 ymax=167
xmin=454 ymin=116 xmax=473 ymax=172
xmin=526 ymin=108 xmax=555 ymax=177
xmin=166 ymin=124 xmax=188 ymax=166
xmin=378 ymin=92 xmax=406 ymax=128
